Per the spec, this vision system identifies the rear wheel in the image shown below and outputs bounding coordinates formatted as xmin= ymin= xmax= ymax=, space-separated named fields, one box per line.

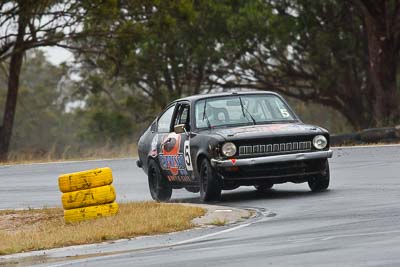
xmin=254 ymin=183 xmax=274 ymax=193
xmin=308 ymin=160 xmax=330 ymax=192
xmin=199 ymin=158 xmax=222 ymax=202
xmin=148 ymin=160 xmax=172 ymax=201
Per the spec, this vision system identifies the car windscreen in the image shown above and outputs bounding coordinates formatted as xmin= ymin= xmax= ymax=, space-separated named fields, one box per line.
xmin=195 ymin=94 xmax=296 ymax=128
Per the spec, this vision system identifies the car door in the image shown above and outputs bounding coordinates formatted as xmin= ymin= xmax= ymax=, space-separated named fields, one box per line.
xmin=174 ymin=102 xmax=195 ymax=181
xmin=158 ymin=101 xmax=194 ymax=183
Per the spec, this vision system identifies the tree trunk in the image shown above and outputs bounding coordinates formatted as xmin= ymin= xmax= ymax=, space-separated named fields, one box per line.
xmin=361 ymin=0 xmax=400 ymax=126
xmin=0 ymin=15 xmax=27 ymax=162
xmin=365 ymin=25 xmax=399 ymax=125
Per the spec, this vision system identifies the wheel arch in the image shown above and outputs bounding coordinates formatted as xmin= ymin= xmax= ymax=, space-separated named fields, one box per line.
xmin=145 ymin=156 xmax=158 ymax=174
xmin=195 ymin=153 xmax=209 ymax=176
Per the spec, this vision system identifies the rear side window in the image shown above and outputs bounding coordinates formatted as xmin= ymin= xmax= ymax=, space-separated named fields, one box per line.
xmin=157 ymin=105 xmax=175 ymax=133
xmin=150 ymin=121 xmax=156 ymax=132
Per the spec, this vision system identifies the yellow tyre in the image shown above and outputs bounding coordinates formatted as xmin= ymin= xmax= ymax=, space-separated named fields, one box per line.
xmin=64 ymin=202 xmax=119 ymax=223
xmin=61 ymin=185 xmax=116 ymax=210
xmin=58 ymin=167 xmax=113 ymax=193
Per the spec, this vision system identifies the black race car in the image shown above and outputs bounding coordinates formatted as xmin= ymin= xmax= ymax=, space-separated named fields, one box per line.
xmin=137 ymin=91 xmax=333 ymax=202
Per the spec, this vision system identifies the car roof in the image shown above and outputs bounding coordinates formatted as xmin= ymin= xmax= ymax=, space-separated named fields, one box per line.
xmin=174 ymin=90 xmax=280 ymax=103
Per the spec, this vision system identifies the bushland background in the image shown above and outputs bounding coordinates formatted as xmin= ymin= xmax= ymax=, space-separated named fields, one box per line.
xmin=1 ymin=1 xmax=399 ymax=162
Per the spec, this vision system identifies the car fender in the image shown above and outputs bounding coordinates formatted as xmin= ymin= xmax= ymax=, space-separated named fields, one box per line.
xmin=193 ymin=140 xmax=220 ymax=177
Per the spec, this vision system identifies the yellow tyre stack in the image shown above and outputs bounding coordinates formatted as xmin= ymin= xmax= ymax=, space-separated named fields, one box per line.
xmin=64 ymin=202 xmax=119 ymax=223
xmin=58 ymin=167 xmax=113 ymax=193
xmin=58 ymin=167 xmax=119 ymax=223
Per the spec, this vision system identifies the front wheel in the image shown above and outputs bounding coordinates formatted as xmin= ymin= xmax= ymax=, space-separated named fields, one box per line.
xmin=308 ymin=160 xmax=330 ymax=192
xmin=199 ymin=158 xmax=222 ymax=202
xmin=148 ymin=160 xmax=172 ymax=201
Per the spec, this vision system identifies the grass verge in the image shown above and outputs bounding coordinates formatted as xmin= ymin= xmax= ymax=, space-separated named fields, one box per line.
xmin=0 ymin=202 xmax=205 ymax=255
xmin=208 ymin=218 xmax=228 ymax=226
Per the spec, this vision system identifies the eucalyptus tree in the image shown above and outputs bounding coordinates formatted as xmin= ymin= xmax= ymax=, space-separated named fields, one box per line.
xmin=215 ymin=0 xmax=400 ymax=129
xmin=0 ymin=0 xmax=87 ymax=161
xmin=75 ymin=1 xmax=241 ymax=114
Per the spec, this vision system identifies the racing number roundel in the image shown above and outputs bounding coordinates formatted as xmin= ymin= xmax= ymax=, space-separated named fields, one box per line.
xmin=184 ymin=140 xmax=193 ymax=171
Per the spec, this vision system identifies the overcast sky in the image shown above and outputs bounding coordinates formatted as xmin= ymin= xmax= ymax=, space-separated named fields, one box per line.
xmin=40 ymin=46 xmax=73 ymax=65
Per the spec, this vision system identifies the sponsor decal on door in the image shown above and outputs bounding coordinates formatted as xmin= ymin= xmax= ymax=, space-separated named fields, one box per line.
xmin=158 ymin=133 xmax=193 ymax=181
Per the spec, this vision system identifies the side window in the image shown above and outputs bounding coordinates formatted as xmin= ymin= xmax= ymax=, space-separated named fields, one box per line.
xmin=180 ymin=107 xmax=189 ymax=124
xmin=174 ymin=104 xmax=190 ymax=130
xmin=157 ymin=105 xmax=176 ymax=133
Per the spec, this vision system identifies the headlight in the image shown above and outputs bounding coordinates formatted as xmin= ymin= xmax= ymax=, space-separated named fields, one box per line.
xmin=221 ymin=142 xmax=237 ymax=157
xmin=313 ymin=135 xmax=327 ymax=150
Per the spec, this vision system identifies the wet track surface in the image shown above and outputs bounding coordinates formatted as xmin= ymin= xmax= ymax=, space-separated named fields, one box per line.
xmin=1 ymin=145 xmax=400 ymax=266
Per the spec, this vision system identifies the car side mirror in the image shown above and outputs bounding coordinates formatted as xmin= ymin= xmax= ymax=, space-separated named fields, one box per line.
xmin=174 ymin=124 xmax=186 ymax=134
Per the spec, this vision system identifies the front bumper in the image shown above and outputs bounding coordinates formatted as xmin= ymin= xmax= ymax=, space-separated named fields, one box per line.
xmin=211 ymin=150 xmax=333 ymax=167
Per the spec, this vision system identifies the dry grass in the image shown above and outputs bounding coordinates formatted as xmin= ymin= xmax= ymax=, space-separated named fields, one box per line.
xmin=208 ymin=218 xmax=227 ymax=226
xmin=0 ymin=202 xmax=205 ymax=255
xmin=2 ymin=142 xmax=138 ymax=165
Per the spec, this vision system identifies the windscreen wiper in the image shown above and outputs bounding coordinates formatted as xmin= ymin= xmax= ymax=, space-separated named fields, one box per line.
xmin=202 ymin=99 xmax=212 ymax=129
xmin=239 ymin=96 xmax=256 ymax=125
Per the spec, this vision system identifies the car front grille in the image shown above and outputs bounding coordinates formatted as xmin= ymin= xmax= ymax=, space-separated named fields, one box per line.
xmin=238 ymin=141 xmax=312 ymax=156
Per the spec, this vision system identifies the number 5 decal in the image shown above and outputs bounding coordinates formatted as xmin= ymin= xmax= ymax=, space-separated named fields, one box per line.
xmin=184 ymin=140 xmax=193 ymax=171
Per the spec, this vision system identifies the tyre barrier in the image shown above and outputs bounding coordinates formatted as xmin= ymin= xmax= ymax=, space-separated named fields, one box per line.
xmin=330 ymin=125 xmax=400 ymax=146
xmin=58 ymin=167 xmax=119 ymax=223
xmin=64 ymin=202 xmax=119 ymax=223
xmin=58 ymin=167 xmax=113 ymax=193
xmin=61 ymin=185 xmax=116 ymax=210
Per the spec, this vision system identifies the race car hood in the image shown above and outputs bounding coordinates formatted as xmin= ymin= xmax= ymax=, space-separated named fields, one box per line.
xmin=209 ymin=123 xmax=328 ymax=141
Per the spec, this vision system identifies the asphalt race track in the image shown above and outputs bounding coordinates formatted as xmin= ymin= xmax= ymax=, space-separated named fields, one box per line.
xmin=1 ymin=145 xmax=400 ymax=266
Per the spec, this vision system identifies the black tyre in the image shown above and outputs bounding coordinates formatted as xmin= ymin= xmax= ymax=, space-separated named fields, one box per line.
xmin=148 ymin=160 xmax=172 ymax=201
xmin=308 ymin=160 xmax=330 ymax=192
xmin=254 ymin=183 xmax=274 ymax=192
xmin=199 ymin=158 xmax=222 ymax=202
xmin=185 ymin=186 xmax=200 ymax=193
